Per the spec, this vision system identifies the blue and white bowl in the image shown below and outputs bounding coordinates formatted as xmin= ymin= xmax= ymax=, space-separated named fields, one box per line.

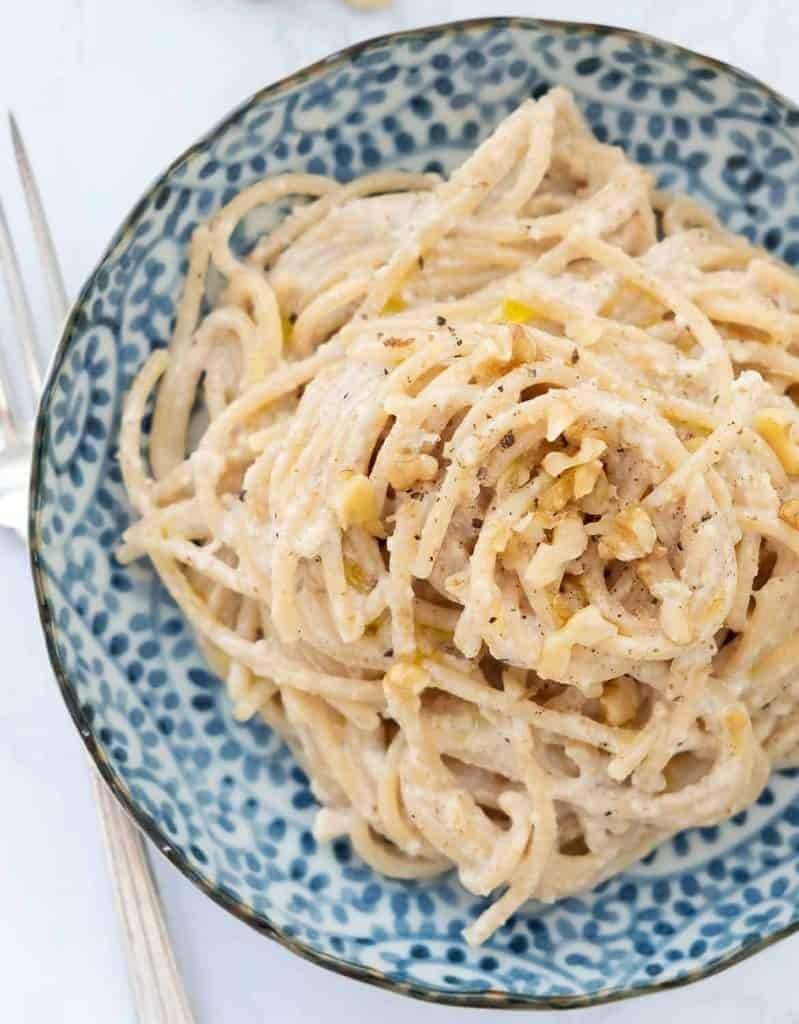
xmin=29 ymin=18 xmax=799 ymax=1008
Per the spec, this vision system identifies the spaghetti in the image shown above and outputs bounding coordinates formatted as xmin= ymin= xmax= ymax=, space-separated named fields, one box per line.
xmin=120 ymin=88 xmax=799 ymax=944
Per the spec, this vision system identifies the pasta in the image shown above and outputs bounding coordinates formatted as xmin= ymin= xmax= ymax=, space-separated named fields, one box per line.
xmin=120 ymin=88 xmax=799 ymax=945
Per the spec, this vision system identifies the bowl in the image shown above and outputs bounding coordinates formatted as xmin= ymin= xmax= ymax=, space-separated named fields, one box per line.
xmin=29 ymin=17 xmax=799 ymax=1009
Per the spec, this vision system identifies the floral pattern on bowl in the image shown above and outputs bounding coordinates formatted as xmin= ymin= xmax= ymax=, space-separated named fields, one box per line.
xmin=29 ymin=17 xmax=799 ymax=1008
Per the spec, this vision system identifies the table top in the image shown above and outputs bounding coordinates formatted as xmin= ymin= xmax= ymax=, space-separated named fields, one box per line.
xmin=2 ymin=2 xmax=799 ymax=1021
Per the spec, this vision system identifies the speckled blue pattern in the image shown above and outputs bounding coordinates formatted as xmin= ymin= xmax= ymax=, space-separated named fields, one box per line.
xmin=28 ymin=19 xmax=799 ymax=1008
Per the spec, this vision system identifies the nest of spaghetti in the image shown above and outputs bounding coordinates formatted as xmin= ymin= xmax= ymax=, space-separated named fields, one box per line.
xmin=120 ymin=88 xmax=799 ymax=944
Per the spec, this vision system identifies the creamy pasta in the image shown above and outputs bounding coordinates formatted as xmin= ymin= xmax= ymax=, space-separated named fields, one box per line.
xmin=120 ymin=88 xmax=799 ymax=944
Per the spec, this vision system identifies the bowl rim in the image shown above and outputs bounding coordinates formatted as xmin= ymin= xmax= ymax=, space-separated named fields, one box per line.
xmin=27 ymin=14 xmax=799 ymax=1010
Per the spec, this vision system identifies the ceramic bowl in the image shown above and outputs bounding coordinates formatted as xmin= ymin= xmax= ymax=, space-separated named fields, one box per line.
xmin=29 ymin=17 xmax=799 ymax=1009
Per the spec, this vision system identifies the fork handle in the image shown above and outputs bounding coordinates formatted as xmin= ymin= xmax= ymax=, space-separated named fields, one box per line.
xmin=90 ymin=769 xmax=195 ymax=1023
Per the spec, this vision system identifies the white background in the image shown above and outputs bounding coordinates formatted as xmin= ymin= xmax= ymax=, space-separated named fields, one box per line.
xmin=2 ymin=1 xmax=799 ymax=1021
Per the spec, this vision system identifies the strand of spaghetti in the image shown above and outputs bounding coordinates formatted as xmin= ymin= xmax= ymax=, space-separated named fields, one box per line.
xmin=528 ymin=164 xmax=650 ymax=242
xmin=348 ymin=815 xmax=449 ymax=880
xmin=192 ymin=344 xmax=340 ymax=532
xmin=423 ymin=658 xmax=636 ymax=753
xmin=209 ymin=173 xmax=335 ymax=276
xmin=221 ymin=269 xmax=285 ymax=376
xmin=737 ymin=513 xmax=799 ymax=557
xmin=118 ymin=498 xmax=209 ymax=561
xmin=249 ymin=171 xmax=438 ymax=267
xmin=150 ymin=226 xmax=211 ymax=477
xmin=376 ymin=733 xmax=441 ymax=858
xmin=698 ymin=293 xmax=799 ymax=345
xmin=463 ymin=721 xmax=557 ymax=946
xmin=119 ymin=349 xmax=169 ymax=514
xmin=291 ymin=275 xmax=371 ymax=356
xmin=645 ymin=377 xmax=758 ymax=508
xmin=358 ymin=99 xmax=542 ymax=317
xmin=151 ymin=553 xmax=385 ymax=704
xmin=386 ymin=498 xmax=424 ymax=657
xmin=568 ymin=230 xmax=735 ymax=397
xmin=728 ymin=532 xmax=761 ymax=632
xmin=495 ymin=93 xmax=556 ymax=213
xmin=725 ymin=337 xmax=799 ymax=381
xmin=128 ymin=535 xmax=259 ymax=597
xmin=226 ymin=602 xmax=257 ymax=697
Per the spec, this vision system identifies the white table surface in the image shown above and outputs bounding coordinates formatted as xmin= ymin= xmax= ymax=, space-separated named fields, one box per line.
xmin=2 ymin=1 xmax=799 ymax=1021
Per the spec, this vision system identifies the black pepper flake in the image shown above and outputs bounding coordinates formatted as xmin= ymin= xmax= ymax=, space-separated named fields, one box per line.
xmin=446 ymin=323 xmax=464 ymax=346
xmin=409 ymin=490 xmax=423 ymax=501
xmin=489 ymin=616 xmax=498 ymax=624
xmin=472 ymin=517 xmax=484 ymax=530
xmin=570 ymin=347 xmax=580 ymax=364
xmin=700 ymin=512 xmax=712 ymax=523
xmin=288 ymin=312 xmax=298 ymax=325
xmin=413 ymin=533 xmax=421 ymax=541
xmin=500 ymin=431 xmax=515 ymax=449
xmin=384 ymin=648 xmax=394 ymax=658
xmin=239 ymin=489 xmax=247 ymax=501
xmin=436 ymin=315 xmax=447 ymax=326
xmin=498 ymin=385 xmax=504 ymax=392
xmin=418 ymin=256 xmax=425 ymax=270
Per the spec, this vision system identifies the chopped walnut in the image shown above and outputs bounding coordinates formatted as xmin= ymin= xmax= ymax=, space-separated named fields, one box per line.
xmin=538 ymin=606 xmax=618 ymax=680
xmin=542 ymin=436 xmax=606 ymax=479
xmin=545 ymin=400 xmax=578 ymax=442
xmin=597 ymin=505 xmax=657 ymax=562
xmin=636 ymin=555 xmax=693 ymax=644
xmin=386 ymin=453 xmax=438 ymax=491
xmin=779 ymin=498 xmax=799 ymax=529
xmin=331 ymin=471 xmax=378 ymax=530
xmin=600 ymin=677 xmax=639 ymax=726
xmin=525 ymin=514 xmax=588 ymax=589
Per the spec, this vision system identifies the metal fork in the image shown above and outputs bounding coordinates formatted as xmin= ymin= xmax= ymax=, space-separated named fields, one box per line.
xmin=1 ymin=115 xmax=195 ymax=1024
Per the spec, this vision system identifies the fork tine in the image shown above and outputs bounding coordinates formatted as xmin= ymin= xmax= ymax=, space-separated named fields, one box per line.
xmin=8 ymin=113 xmax=68 ymax=323
xmin=0 ymin=195 xmax=42 ymax=396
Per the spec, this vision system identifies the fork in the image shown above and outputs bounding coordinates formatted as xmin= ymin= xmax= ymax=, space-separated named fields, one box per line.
xmin=0 ymin=115 xmax=195 ymax=1024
